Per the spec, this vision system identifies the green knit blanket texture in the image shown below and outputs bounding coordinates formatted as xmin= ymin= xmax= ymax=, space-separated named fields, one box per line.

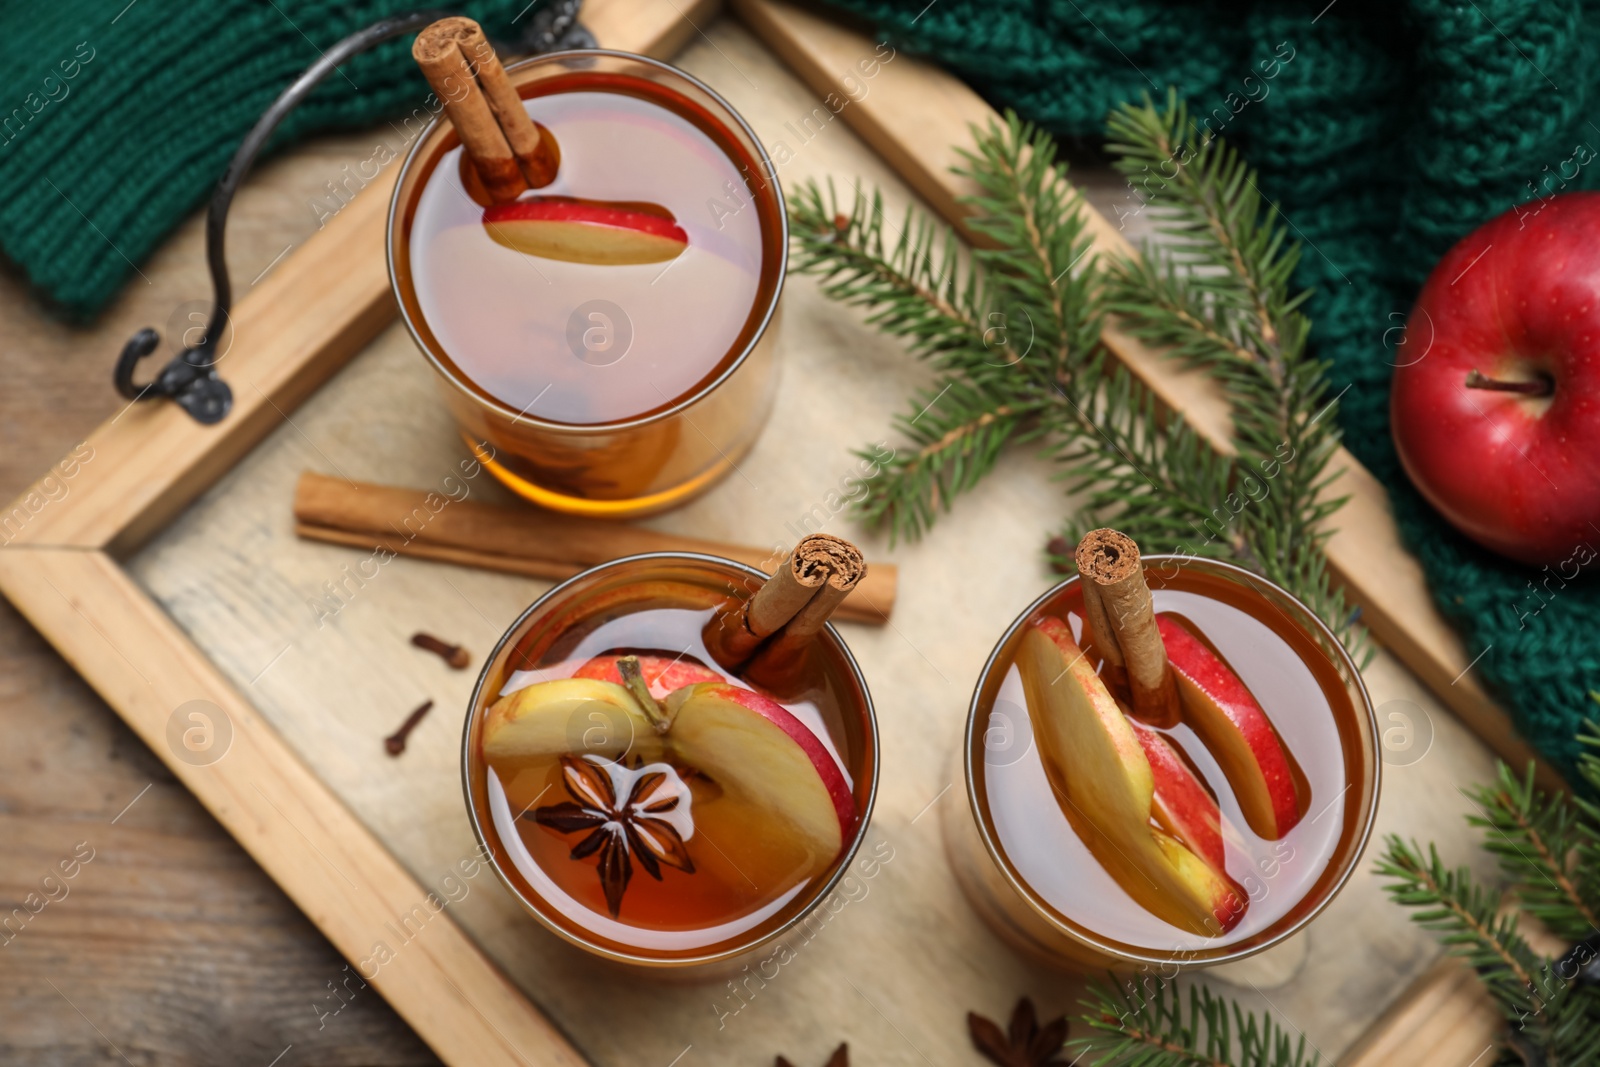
xmin=826 ymin=0 xmax=1600 ymax=779
xmin=0 ymin=0 xmax=539 ymax=319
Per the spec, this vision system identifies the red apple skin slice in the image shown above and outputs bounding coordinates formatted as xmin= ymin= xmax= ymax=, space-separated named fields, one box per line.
xmin=1157 ymin=614 xmax=1302 ymax=839
xmin=664 ymin=682 xmax=854 ymax=867
xmin=1128 ymin=719 xmax=1226 ymax=873
xmin=482 ymin=678 xmax=655 ymax=763
xmin=1020 ymin=616 xmax=1245 ymax=935
xmin=572 ymin=653 xmax=722 ymax=701
xmin=483 ymin=198 xmax=688 ymax=265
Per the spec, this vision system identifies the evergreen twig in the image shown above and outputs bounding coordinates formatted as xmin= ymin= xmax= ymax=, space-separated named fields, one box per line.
xmin=1071 ymin=975 xmax=1319 ymax=1066
xmin=787 ymin=95 xmax=1366 ymax=659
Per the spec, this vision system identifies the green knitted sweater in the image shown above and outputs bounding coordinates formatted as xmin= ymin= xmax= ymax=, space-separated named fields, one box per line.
xmin=825 ymin=0 xmax=1600 ymax=778
xmin=0 ymin=0 xmax=538 ymax=318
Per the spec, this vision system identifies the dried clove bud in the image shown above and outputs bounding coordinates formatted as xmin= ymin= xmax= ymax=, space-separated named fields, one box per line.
xmin=385 ymin=699 xmax=434 ymax=756
xmin=412 ymin=632 xmax=470 ymax=669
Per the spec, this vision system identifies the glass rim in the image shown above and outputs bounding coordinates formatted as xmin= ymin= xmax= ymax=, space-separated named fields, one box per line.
xmin=962 ymin=553 xmax=1382 ymax=968
xmin=460 ymin=550 xmax=880 ymax=967
xmin=386 ymin=48 xmax=789 ymax=436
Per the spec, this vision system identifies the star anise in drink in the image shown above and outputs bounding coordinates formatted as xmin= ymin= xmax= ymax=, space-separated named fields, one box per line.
xmin=530 ymin=755 xmax=694 ymax=916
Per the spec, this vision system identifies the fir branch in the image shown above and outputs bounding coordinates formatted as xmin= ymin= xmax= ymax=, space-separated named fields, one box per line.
xmin=1467 ymin=763 xmax=1600 ymax=943
xmin=1103 ymin=91 xmax=1361 ymax=661
xmin=1377 ymin=836 xmax=1542 ymax=1010
xmin=853 ymin=379 xmax=1044 ymax=542
xmin=1071 ymin=977 xmax=1319 ymax=1067
xmin=786 ymin=97 xmax=1366 ymax=658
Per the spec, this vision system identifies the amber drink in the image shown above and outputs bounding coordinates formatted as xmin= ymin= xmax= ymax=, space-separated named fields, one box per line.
xmin=463 ymin=551 xmax=877 ymax=967
xmin=391 ymin=51 xmax=784 ymax=517
xmin=948 ymin=551 xmax=1379 ymax=970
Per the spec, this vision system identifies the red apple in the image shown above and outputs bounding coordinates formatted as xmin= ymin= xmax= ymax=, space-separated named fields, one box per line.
xmin=572 ymin=653 xmax=722 ymax=700
xmin=1128 ymin=718 xmax=1226 ymax=873
xmin=483 ymin=197 xmax=688 ymax=265
xmin=1019 ymin=615 xmax=1245 ymax=935
xmin=664 ymin=682 xmax=855 ymax=865
xmin=1391 ymin=191 xmax=1600 ymax=565
xmin=1157 ymin=615 xmax=1302 ymax=839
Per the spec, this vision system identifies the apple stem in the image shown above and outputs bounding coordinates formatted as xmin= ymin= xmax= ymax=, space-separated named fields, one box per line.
xmin=616 ymin=655 xmax=672 ymax=734
xmin=1464 ymin=369 xmax=1553 ymax=396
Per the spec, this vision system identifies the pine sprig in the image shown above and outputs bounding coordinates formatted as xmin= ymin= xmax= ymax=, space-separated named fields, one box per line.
xmin=786 ymin=97 xmax=1366 ymax=658
xmin=1377 ymin=748 xmax=1600 ymax=1065
xmin=1071 ymin=976 xmax=1319 ymax=1066
xmin=1377 ymin=836 xmax=1547 ymax=1017
xmin=1102 ymin=91 xmax=1357 ymax=659
xmin=1466 ymin=763 xmax=1600 ymax=943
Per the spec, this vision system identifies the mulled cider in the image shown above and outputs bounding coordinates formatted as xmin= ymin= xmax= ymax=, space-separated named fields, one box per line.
xmin=950 ymin=537 xmax=1378 ymax=969
xmin=463 ymin=547 xmax=877 ymax=965
xmin=391 ymin=50 xmax=785 ymax=517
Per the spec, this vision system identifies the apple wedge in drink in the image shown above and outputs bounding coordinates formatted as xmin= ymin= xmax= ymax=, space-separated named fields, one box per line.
xmin=1018 ymin=616 xmax=1245 ymax=936
xmin=1128 ymin=718 xmax=1227 ymax=874
xmin=665 ymin=682 xmax=856 ymax=866
xmin=483 ymin=677 xmax=654 ymax=764
xmin=1157 ymin=615 xmax=1305 ymax=839
xmin=481 ymin=674 xmax=855 ymax=880
xmin=483 ymin=197 xmax=688 ymax=265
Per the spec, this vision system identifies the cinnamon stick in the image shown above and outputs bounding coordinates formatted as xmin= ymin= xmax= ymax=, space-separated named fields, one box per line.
xmin=412 ymin=18 xmax=556 ymax=201
xmin=1075 ymin=528 xmax=1180 ymax=727
xmin=291 ymin=472 xmax=895 ymax=625
xmin=704 ymin=534 xmax=867 ymax=671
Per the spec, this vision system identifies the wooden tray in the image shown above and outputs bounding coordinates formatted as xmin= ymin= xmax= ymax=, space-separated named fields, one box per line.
xmin=0 ymin=1 xmax=1514 ymax=1062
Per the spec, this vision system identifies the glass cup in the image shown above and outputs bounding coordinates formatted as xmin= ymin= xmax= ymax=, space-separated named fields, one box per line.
xmin=389 ymin=51 xmax=785 ymax=519
xmin=945 ymin=555 xmax=1380 ymax=972
xmin=462 ymin=553 xmax=878 ymax=970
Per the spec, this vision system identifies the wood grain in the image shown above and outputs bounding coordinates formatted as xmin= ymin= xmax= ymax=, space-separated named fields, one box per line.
xmin=728 ymin=0 xmax=1556 ymax=792
xmin=0 ymin=593 xmax=440 ymax=1066
xmin=1342 ymin=960 xmax=1501 ymax=1066
xmin=0 ymin=547 xmax=587 ymax=1067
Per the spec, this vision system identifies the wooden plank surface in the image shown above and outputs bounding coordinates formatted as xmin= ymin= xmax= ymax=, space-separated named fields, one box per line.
xmin=728 ymin=0 xmax=1554 ymax=792
xmin=0 ymin=579 xmax=440 ymax=1065
xmin=122 ymin=19 xmax=1507 ymax=1064
xmin=0 ymin=547 xmax=588 ymax=1067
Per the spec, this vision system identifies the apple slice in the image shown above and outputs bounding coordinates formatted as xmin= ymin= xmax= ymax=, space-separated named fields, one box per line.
xmin=572 ymin=653 xmax=722 ymax=701
xmin=483 ymin=197 xmax=688 ymax=265
xmin=1128 ymin=719 xmax=1226 ymax=873
xmin=664 ymin=682 xmax=854 ymax=867
xmin=482 ymin=678 xmax=654 ymax=763
xmin=1157 ymin=615 xmax=1303 ymax=839
xmin=1019 ymin=615 xmax=1245 ymax=936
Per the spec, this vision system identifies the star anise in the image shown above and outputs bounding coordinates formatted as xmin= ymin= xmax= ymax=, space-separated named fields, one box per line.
xmin=530 ymin=755 xmax=694 ymax=917
xmin=968 ymin=997 xmax=1069 ymax=1067
xmin=776 ymin=1042 xmax=847 ymax=1067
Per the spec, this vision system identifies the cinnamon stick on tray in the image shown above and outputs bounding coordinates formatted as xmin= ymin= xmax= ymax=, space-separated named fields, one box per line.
xmin=412 ymin=17 xmax=557 ymax=200
xmin=292 ymin=472 xmax=895 ymax=625
xmin=1075 ymin=528 xmax=1180 ymax=727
